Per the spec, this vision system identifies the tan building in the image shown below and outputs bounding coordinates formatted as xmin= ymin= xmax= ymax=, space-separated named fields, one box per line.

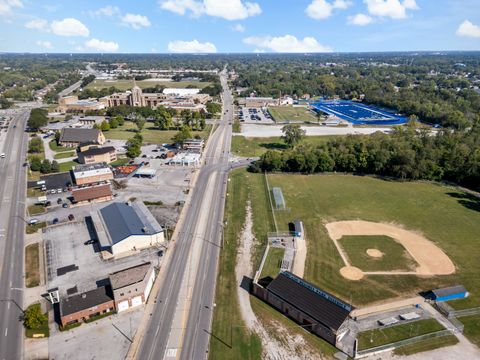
xmin=73 ymin=162 xmax=113 ymax=186
xmin=60 ymin=286 xmax=114 ymax=327
xmin=59 ymin=128 xmax=105 ymax=147
xmin=57 ymin=95 xmax=105 ymax=113
xmin=71 ymin=183 xmax=113 ymax=205
xmin=109 ymin=262 xmax=156 ymax=313
xmin=99 ymin=83 xmax=210 ymax=112
xmin=78 ymin=146 xmax=117 ymax=164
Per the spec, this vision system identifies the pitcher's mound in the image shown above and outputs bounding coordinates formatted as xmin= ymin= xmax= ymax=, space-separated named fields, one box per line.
xmin=340 ymin=266 xmax=364 ymax=281
xmin=366 ymin=248 xmax=384 ymax=258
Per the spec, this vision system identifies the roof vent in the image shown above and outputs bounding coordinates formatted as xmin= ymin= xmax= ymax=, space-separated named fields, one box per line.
xmin=81 ymin=293 xmax=87 ymax=299
xmin=142 ymin=226 xmax=150 ymax=234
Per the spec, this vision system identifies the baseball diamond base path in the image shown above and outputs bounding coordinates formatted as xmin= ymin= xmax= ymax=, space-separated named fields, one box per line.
xmin=326 ymin=221 xmax=455 ymax=281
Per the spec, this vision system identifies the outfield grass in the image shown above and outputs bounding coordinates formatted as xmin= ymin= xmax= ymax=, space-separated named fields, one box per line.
xmin=340 ymin=235 xmax=417 ymax=272
xmin=231 ymin=135 xmax=337 ymax=157
xmin=266 ymin=174 xmax=480 ymax=307
xmin=459 ymin=314 xmax=480 ymax=347
xmin=357 ymin=319 xmax=444 ymax=350
xmin=393 ymin=334 xmax=458 ymax=356
xmin=53 ymin=151 xmax=75 ymax=159
xmin=105 ymin=121 xmax=212 ymax=145
xmin=260 ymin=247 xmax=284 ymax=279
xmin=268 ymin=106 xmax=319 ymax=123
xmin=86 ymin=79 xmax=211 ymax=91
xmin=25 ymin=243 xmax=40 ymax=288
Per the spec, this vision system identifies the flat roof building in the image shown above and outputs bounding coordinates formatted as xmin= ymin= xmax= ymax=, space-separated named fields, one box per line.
xmin=109 ymin=262 xmax=156 ymax=313
xmin=430 ymin=285 xmax=468 ymax=302
xmin=71 ymin=183 xmax=113 ymax=205
xmin=92 ymin=202 xmax=164 ymax=257
xmin=73 ymin=162 xmax=113 ymax=186
xmin=78 ymin=146 xmax=117 ymax=165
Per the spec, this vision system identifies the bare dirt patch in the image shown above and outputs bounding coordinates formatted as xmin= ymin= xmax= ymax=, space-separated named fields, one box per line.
xmin=327 ymin=220 xmax=455 ymax=280
xmin=366 ymin=248 xmax=384 ymax=258
xmin=340 ymin=266 xmax=364 ymax=281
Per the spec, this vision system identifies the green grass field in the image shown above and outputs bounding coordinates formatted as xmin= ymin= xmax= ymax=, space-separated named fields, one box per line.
xmin=24 ymin=304 xmax=49 ymax=338
xmin=58 ymin=160 xmax=79 ymax=172
xmin=393 ymin=334 xmax=458 ymax=356
xmin=357 ymin=319 xmax=444 ymax=350
xmin=53 ymin=151 xmax=75 ymax=160
xmin=105 ymin=121 xmax=212 ymax=145
xmin=260 ymin=247 xmax=285 ymax=279
xmin=340 ymin=235 xmax=417 ymax=272
xmin=231 ymin=135 xmax=338 ymax=157
xmin=25 ymin=243 xmax=40 ymax=288
xmin=86 ymin=79 xmax=211 ymax=91
xmin=268 ymin=106 xmax=319 ymax=123
xmin=459 ymin=314 xmax=480 ymax=347
xmin=27 ymin=204 xmax=46 ymax=216
xmin=266 ymin=174 xmax=480 ymax=308
xmin=49 ymin=140 xmax=75 ymax=153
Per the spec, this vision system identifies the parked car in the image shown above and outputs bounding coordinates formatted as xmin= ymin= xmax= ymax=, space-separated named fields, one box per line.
xmin=62 ymin=203 xmax=68 ymax=208
xmin=52 ymin=218 xmax=59 ymax=224
xmin=27 ymin=219 xmax=39 ymax=225
xmin=57 ymin=198 xmax=63 ymax=204
xmin=68 ymin=214 xmax=74 ymax=221
xmin=44 ymin=201 xmax=51 ymax=207
xmin=84 ymin=239 xmax=98 ymax=245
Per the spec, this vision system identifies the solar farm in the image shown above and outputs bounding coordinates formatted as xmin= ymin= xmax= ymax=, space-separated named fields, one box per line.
xmin=311 ymin=100 xmax=408 ymax=125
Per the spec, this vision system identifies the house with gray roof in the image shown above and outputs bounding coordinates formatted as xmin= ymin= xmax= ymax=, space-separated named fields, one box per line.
xmin=58 ymin=128 xmax=105 ymax=147
xmin=91 ymin=201 xmax=164 ymax=257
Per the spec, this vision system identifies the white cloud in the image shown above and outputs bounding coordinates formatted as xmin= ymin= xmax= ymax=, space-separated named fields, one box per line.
xmin=364 ymin=0 xmax=419 ymax=20
xmin=84 ymin=38 xmax=119 ymax=52
xmin=89 ymin=5 xmax=120 ymax=18
xmin=25 ymin=19 xmax=49 ymax=31
xmin=243 ymin=35 xmax=332 ymax=53
xmin=121 ymin=13 xmax=151 ymax=29
xmin=0 ymin=0 xmax=23 ymax=16
xmin=232 ymin=24 xmax=245 ymax=32
xmin=348 ymin=13 xmax=373 ymax=26
xmin=306 ymin=0 xmax=351 ymax=20
xmin=36 ymin=40 xmax=53 ymax=49
xmin=168 ymin=39 xmax=217 ymax=53
xmin=51 ymin=18 xmax=90 ymax=37
xmin=160 ymin=0 xmax=261 ymax=20
xmin=456 ymin=20 xmax=480 ymax=38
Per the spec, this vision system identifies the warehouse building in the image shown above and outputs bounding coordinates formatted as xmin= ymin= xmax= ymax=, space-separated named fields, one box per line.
xmin=253 ymin=271 xmax=353 ymax=347
xmin=73 ymin=162 xmax=113 ymax=185
xmin=59 ymin=128 xmax=105 ymax=147
xmin=109 ymin=262 xmax=156 ymax=313
xmin=78 ymin=146 xmax=117 ymax=164
xmin=92 ymin=202 xmax=165 ymax=257
xmin=59 ymin=286 xmax=115 ymax=327
xmin=71 ymin=183 xmax=113 ymax=205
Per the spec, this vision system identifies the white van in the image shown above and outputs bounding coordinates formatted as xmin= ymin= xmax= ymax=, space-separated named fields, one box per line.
xmin=27 ymin=219 xmax=39 ymax=225
xmin=0 ymin=153 xmax=5 ymax=158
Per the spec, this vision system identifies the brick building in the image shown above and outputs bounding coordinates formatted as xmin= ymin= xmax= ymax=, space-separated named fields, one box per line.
xmin=73 ymin=162 xmax=113 ymax=186
xmin=71 ymin=183 xmax=113 ymax=205
xmin=78 ymin=146 xmax=117 ymax=165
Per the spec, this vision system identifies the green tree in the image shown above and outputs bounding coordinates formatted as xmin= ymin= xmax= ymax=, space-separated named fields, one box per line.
xmin=100 ymin=120 xmax=110 ymax=131
xmin=206 ymin=102 xmax=222 ymax=115
xmin=109 ymin=118 xmax=119 ymax=129
xmin=30 ymin=156 xmax=41 ymax=172
xmin=135 ymin=116 xmax=146 ymax=132
xmin=51 ymin=160 xmax=59 ymax=173
xmin=27 ymin=108 xmax=48 ymax=130
xmin=40 ymin=159 xmax=52 ymax=174
xmin=154 ymin=107 xmax=173 ymax=130
xmin=24 ymin=304 xmax=47 ymax=330
xmin=281 ymin=124 xmax=306 ymax=147
xmin=172 ymin=125 xmax=192 ymax=147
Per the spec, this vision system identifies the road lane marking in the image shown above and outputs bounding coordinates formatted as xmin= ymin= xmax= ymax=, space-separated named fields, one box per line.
xmin=4 ymin=328 xmax=7 ymax=337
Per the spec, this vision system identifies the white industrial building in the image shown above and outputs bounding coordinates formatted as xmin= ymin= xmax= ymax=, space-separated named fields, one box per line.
xmin=163 ymin=88 xmax=201 ymax=96
xmin=91 ymin=201 xmax=164 ymax=257
xmin=168 ymin=152 xmax=200 ymax=166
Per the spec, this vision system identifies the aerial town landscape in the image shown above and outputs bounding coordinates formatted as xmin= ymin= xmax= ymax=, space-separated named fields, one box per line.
xmin=0 ymin=1 xmax=480 ymax=360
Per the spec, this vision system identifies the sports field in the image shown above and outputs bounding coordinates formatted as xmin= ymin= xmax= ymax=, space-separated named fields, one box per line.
xmin=267 ymin=174 xmax=480 ymax=308
xmin=268 ymin=106 xmax=318 ymax=123
xmin=85 ymin=79 xmax=211 ymax=91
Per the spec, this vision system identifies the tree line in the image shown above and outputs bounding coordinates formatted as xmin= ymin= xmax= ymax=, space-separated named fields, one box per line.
xmin=251 ymin=124 xmax=480 ymax=191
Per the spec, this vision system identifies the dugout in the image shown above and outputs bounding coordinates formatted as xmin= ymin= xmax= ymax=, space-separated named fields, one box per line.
xmin=429 ymin=285 xmax=469 ymax=302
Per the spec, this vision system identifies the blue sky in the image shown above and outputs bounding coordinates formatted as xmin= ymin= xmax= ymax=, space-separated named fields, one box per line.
xmin=0 ymin=0 xmax=479 ymax=53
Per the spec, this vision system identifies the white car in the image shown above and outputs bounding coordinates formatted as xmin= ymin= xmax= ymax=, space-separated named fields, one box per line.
xmin=0 ymin=153 xmax=5 ymax=158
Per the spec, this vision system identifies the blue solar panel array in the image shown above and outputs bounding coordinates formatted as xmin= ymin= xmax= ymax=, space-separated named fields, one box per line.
xmin=310 ymin=100 xmax=407 ymax=125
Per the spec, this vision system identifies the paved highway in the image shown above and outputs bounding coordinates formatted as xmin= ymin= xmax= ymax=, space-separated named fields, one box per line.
xmin=0 ymin=109 xmax=30 ymax=360
xmin=137 ymin=69 xmax=233 ymax=360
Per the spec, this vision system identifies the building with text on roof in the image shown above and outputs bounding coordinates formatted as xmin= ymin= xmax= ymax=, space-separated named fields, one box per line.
xmin=91 ymin=201 xmax=165 ymax=257
xmin=109 ymin=262 xmax=156 ymax=313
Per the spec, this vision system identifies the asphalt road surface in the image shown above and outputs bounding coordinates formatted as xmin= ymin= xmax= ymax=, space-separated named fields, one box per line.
xmin=0 ymin=109 xmax=30 ymax=360
xmin=137 ymin=69 xmax=233 ymax=360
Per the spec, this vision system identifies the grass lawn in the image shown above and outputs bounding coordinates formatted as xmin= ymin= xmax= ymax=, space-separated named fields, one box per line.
xmin=24 ymin=304 xmax=49 ymax=338
xmin=393 ymin=334 xmax=458 ymax=356
xmin=58 ymin=160 xmax=79 ymax=172
xmin=86 ymin=79 xmax=211 ymax=91
xmin=105 ymin=121 xmax=212 ymax=145
xmin=26 ymin=221 xmax=46 ymax=235
xmin=27 ymin=188 xmax=44 ymax=198
xmin=459 ymin=314 xmax=480 ymax=347
xmin=265 ymin=174 xmax=480 ymax=307
xmin=110 ymin=157 xmax=130 ymax=166
xmin=25 ymin=243 xmax=40 ymax=288
xmin=53 ymin=151 xmax=75 ymax=160
xmin=261 ymin=247 xmax=285 ymax=279
xmin=27 ymin=171 xmax=41 ymax=181
xmin=268 ymin=106 xmax=319 ymax=123
xmin=340 ymin=235 xmax=417 ymax=272
xmin=357 ymin=319 xmax=444 ymax=350
xmin=231 ymin=135 xmax=337 ymax=158
xmin=49 ymin=140 xmax=75 ymax=153
xmin=27 ymin=204 xmax=46 ymax=216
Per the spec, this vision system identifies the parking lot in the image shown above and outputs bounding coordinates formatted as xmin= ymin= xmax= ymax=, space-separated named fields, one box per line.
xmin=238 ymin=107 xmax=275 ymax=124
xmin=44 ymin=221 xmax=163 ymax=295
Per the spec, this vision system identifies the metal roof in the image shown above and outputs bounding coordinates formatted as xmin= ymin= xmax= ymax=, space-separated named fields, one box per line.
xmin=432 ymin=285 xmax=467 ymax=298
xmin=59 ymin=128 xmax=101 ymax=143
xmin=267 ymin=272 xmax=352 ymax=332
xmin=60 ymin=286 xmax=113 ymax=316
xmin=99 ymin=202 xmax=158 ymax=245
xmin=109 ymin=262 xmax=152 ymax=290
